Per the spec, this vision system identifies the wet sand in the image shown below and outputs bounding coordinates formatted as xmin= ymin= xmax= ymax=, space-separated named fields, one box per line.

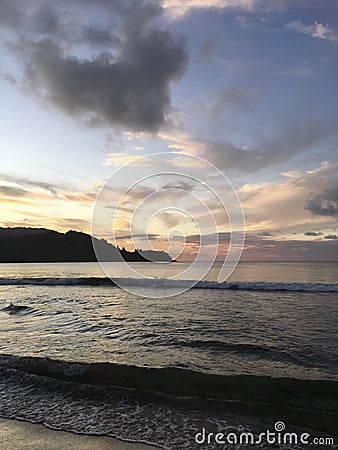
xmin=0 ymin=418 xmax=158 ymax=450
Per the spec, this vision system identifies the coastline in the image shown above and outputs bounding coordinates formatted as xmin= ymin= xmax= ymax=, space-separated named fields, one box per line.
xmin=0 ymin=418 xmax=158 ymax=450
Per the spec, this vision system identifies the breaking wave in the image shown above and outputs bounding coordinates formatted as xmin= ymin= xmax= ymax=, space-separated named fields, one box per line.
xmin=0 ymin=354 xmax=337 ymax=449
xmin=0 ymin=277 xmax=337 ymax=292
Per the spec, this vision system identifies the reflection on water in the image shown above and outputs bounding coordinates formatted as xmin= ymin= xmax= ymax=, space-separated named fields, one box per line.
xmin=0 ymin=261 xmax=337 ymax=283
xmin=0 ymin=283 xmax=337 ymax=380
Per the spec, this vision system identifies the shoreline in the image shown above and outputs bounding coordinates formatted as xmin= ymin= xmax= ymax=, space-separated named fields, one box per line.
xmin=0 ymin=418 xmax=158 ymax=450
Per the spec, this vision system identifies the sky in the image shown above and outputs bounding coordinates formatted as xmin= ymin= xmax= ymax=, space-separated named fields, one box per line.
xmin=0 ymin=0 xmax=337 ymax=261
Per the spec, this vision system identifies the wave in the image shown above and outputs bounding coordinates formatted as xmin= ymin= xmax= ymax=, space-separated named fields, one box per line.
xmin=0 ymin=303 xmax=44 ymax=317
xmin=0 ymin=303 xmax=36 ymax=315
xmin=0 ymin=277 xmax=337 ymax=292
xmin=0 ymin=354 xmax=337 ymax=404
xmin=0 ymin=277 xmax=115 ymax=286
xmin=0 ymin=354 xmax=337 ymax=449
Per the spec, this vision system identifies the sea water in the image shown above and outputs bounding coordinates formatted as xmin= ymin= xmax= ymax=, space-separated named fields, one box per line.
xmin=0 ymin=262 xmax=337 ymax=449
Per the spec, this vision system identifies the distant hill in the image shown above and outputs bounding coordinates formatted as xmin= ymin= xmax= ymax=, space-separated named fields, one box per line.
xmin=0 ymin=228 xmax=171 ymax=263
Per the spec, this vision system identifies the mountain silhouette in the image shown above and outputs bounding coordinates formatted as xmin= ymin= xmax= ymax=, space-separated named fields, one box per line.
xmin=0 ymin=228 xmax=171 ymax=263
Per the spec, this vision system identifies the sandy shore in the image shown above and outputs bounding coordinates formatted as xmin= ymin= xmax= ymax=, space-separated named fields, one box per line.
xmin=0 ymin=418 xmax=158 ymax=450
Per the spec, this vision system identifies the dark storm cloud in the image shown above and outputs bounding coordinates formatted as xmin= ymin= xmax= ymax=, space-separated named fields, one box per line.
xmin=24 ymin=32 xmax=188 ymax=131
xmin=0 ymin=0 xmax=161 ymax=35
xmin=0 ymin=1 xmax=63 ymax=35
xmin=0 ymin=0 xmax=21 ymax=28
xmin=305 ymin=186 xmax=338 ymax=218
xmin=1 ymin=0 xmax=189 ymax=132
xmin=30 ymin=4 xmax=60 ymax=35
xmin=82 ymin=26 xmax=117 ymax=46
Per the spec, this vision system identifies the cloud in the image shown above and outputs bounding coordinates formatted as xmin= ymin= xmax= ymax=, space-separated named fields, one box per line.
xmin=162 ymin=132 xmax=262 ymax=172
xmin=81 ymin=26 xmax=117 ymax=47
xmin=163 ymin=0 xmax=253 ymax=18
xmin=275 ymin=62 xmax=315 ymax=79
xmin=212 ymin=86 xmax=256 ymax=114
xmin=2 ymin=0 xmax=189 ymax=132
xmin=163 ymin=0 xmax=336 ymax=19
xmin=242 ymin=236 xmax=338 ymax=261
xmin=103 ymin=152 xmax=145 ymax=166
xmin=324 ymin=234 xmax=337 ymax=240
xmin=23 ymin=33 xmax=188 ymax=131
xmin=56 ymin=218 xmax=91 ymax=231
xmin=170 ymin=231 xmax=338 ymax=261
xmin=235 ymin=15 xmax=250 ymax=29
xmin=161 ymin=180 xmax=195 ymax=191
xmin=30 ymin=4 xmax=61 ymax=35
xmin=304 ymin=231 xmax=323 ymax=236
xmin=258 ymin=230 xmax=273 ymax=237
xmin=157 ymin=211 xmax=182 ymax=228
xmin=113 ymin=233 xmax=160 ymax=241
xmin=237 ymin=161 xmax=338 ymax=236
xmin=183 ymin=232 xmax=230 ymax=245
xmin=161 ymin=120 xmax=338 ymax=173
xmin=0 ymin=185 xmax=28 ymax=197
xmin=163 ymin=0 xmax=285 ymax=19
xmin=0 ymin=0 xmax=22 ymax=28
xmin=305 ymin=186 xmax=338 ymax=218
xmin=199 ymin=35 xmax=220 ymax=61
xmin=0 ymin=173 xmax=60 ymax=195
xmin=286 ymin=21 xmax=338 ymax=42
xmin=259 ymin=120 xmax=338 ymax=169
xmin=63 ymin=192 xmax=98 ymax=203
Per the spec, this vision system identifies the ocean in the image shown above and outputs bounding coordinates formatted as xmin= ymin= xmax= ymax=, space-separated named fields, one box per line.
xmin=0 ymin=262 xmax=337 ymax=449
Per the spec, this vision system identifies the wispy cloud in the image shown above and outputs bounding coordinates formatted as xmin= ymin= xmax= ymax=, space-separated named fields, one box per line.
xmin=159 ymin=119 xmax=338 ymax=174
xmin=211 ymin=86 xmax=256 ymax=115
xmin=274 ymin=62 xmax=316 ymax=79
xmin=163 ymin=0 xmax=333 ymax=19
xmin=0 ymin=185 xmax=28 ymax=197
xmin=199 ymin=35 xmax=220 ymax=61
xmin=286 ymin=21 xmax=338 ymax=42
xmin=163 ymin=0 xmax=256 ymax=18
xmin=0 ymin=174 xmax=60 ymax=195
xmin=103 ymin=153 xmax=145 ymax=167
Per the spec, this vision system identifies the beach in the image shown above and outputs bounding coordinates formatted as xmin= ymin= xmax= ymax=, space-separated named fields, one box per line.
xmin=0 ymin=418 xmax=156 ymax=450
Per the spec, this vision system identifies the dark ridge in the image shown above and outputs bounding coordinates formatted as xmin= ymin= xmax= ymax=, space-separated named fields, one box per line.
xmin=0 ymin=227 xmax=171 ymax=263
